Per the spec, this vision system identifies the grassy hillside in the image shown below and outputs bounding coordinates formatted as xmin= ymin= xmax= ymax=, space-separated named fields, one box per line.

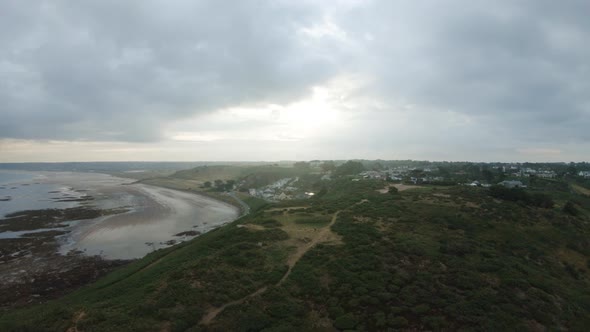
xmin=143 ymin=165 xmax=305 ymax=187
xmin=1 ymin=178 xmax=590 ymax=331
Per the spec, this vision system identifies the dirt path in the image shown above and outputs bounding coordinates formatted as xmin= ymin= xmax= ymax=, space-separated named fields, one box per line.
xmin=572 ymin=184 xmax=590 ymax=196
xmin=200 ymin=200 xmax=368 ymax=326
xmin=65 ymin=310 xmax=86 ymax=332
xmin=199 ymin=286 xmax=269 ymax=326
xmin=200 ymin=209 xmax=341 ymax=326
xmin=392 ymin=183 xmax=422 ymax=191
xmin=277 ymin=210 xmax=340 ymax=286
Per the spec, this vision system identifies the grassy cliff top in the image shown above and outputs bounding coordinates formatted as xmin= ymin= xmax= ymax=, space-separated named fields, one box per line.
xmin=2 ymin=175 xmax=590 ymax=331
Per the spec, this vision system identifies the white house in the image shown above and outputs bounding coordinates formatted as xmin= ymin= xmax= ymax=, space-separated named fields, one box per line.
xmin=499 ymin=180 xmax=526 ymax=188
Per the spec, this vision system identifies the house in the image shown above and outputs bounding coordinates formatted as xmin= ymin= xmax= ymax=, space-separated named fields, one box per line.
xmin=361 ymin=171 xmax=385 ymax=180
xmin=579 ymin=171 xmax=590 ymax=178
xmin=499 ymin=180 xmax=526 ymax=188
xmin=277 ymin=192 xmax=290 ymax=200
xmin=537 ymin=171 xmax=557 ymax=179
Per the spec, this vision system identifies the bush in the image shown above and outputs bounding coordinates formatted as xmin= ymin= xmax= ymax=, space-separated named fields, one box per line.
xmin=489 ymin=185 xmax=553 ymax=208
xmin=563 ymin=201 xmax=578 ymax=216
xmin=333 ymin=313 xmax=358 ymax=330
xmin=388 ymin=315 xmax=409 ymax=328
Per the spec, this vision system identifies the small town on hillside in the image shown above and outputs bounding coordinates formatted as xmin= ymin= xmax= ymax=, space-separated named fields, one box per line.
xmin=240 ymin=161 xmax=590 ymax=202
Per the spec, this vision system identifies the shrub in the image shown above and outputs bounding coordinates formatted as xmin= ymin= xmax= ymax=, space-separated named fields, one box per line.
xmin=563 ymin=201 xmax=578 ymax=216
xmin=333 ymin=313 xmax=358 ymax=330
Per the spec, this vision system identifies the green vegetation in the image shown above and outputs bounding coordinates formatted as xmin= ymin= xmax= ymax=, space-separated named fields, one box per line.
xmin=489 ymin=185 xmax=554 ymax=208
xmin=334 ymin=160 xmax=365 ymax=176
xmin=2 ymin=162 xmax=590 ymax=331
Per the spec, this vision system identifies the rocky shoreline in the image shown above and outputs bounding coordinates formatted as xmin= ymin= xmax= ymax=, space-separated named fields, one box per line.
xmin=0 ymin=207 xmax=132 ymax=311
xmin=0 ymin=172 xmax=239 ymax=310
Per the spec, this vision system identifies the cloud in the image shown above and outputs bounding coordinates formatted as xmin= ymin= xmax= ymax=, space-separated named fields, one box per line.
xmin=337 ymin=0 xmax=590 ymax=144
xmin=0 ymin=1 xmax=337 ymax=141
xmin=1 ymin=0 xmax=589 ymax=161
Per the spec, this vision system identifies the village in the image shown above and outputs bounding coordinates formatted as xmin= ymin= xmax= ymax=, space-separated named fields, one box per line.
xmin=243 ymin=161 xmax=590 ymax=202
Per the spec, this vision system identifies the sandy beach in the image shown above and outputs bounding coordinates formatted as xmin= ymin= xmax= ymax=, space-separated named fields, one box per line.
xmin=1 ymin=171 xmax=239 ymax=259
xmin=35 ymin=173 xmax=240 ymax=259
xmin=61 ymin=183 xmax=239 ymax=259
xmin=0 ymin=171 xmax=239 ymax=308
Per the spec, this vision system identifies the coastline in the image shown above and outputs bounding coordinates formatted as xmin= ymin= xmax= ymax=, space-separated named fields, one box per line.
xmin=61 ymin=182 xmax=240 ymax=259
xmin=0 ymin=171 xmax=241 ymax=310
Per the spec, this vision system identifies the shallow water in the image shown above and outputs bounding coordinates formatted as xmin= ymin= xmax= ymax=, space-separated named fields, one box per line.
xmin=62 ymin=184 xmax=239 ymax=259
xmin=0 ymin=170 xmax=86 ymax=217
xmin=0 ymin=171 xmax=239 ymax=259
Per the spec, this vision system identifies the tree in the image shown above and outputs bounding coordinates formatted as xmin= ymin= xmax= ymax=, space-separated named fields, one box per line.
xmin=529 ymin=174 xmax=538 ymax=186
xmin=203 ymin=181 xmax=212 ymax=188
xmin=563 ymin=201 xmax=578 ymax=216
xmin=321 ymin=161 xmax=336 ymax=172
xmin=225 ymin=179 xmax=236 ymax=191
xmin=496 ymin=167 xmax=506 ymax=182
xmin=567 ymin=162 xmax=578 ymax=176
xmin=294 ymin=161 xmax=310 ymax=169
xmin=335 ymin=161 xmax=365 ymax=176
xmin=214 ymin=179 xmax=224 ymax=190
xmin=314 ymin=187 xmax=328 ymax=198
xmin=334 ymin=313 xmax=358 ymax=330
xmin=372 ymin=162 xmax=384 ymax=171
xmin=482 ymin=170 xmax=494 ymax=184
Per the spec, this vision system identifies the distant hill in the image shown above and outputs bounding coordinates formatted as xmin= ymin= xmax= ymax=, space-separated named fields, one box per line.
xmin=0 ymin=161 xmax=268 ymax=173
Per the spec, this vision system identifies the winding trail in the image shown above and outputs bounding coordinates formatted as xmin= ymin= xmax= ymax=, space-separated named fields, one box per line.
xmin=277 ymin=210 xmax=341 ymax=286
xmin=199 ymin=210 xmax=341 ymax=326
xmin=199 ymin=286 xmax=269 ymax=326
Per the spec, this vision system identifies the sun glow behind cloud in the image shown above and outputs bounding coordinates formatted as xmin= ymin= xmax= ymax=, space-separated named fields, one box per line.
xmin=168 ymin=76 xmax=359 ymax=143
xmin=1 ymin=1 xmax=590 ymax=162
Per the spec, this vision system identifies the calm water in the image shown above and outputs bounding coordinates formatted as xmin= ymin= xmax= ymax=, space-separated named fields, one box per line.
xmin=0 ymin=170 xmax=85 ymax=217
xmin=0 ymin=170 xmax=239 ymax=259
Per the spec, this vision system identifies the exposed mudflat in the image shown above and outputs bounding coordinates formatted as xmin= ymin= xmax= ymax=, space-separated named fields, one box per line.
xmin=62 ymin=184 xmax=239 ymax=259
xmin=0 ymin=207 xmax=130 ymax=310
xmin=0 ymin=171 xmax=239 ymax=310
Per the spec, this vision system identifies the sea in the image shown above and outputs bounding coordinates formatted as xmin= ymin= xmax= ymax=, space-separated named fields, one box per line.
xmin=0 ymin=170 xmax=85 ymax=218
xmin=0 ymin=168 xmax=239 ymax=259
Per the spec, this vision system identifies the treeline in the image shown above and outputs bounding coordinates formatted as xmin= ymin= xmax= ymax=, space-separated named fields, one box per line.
xmin=489 ymin=185 xmax=554 ymax=208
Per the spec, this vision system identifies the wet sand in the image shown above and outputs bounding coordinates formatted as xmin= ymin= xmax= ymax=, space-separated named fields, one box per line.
xmin=21 ymin=172 xmax=240 ymax=259
xmin=0 ymin=171 xmax=239 ymax=308
xmin=62 ymin=183 xmax=239 ymax=259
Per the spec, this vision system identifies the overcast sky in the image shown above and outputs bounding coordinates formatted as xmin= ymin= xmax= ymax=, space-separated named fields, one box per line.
xmin=1 ymin=0 xmax=589 ymax=162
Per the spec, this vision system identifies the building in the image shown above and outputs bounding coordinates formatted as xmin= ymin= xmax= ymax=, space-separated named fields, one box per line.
xmin=536 ymin=171 xmax=557 ymax=179
xmin=579 ymin=171 xmax=590 ymax=178
xmin=498 ymin=180 xmax=526 ymax=188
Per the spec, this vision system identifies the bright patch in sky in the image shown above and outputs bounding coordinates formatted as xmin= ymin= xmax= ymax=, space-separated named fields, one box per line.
xmin=167 ymin=76 xmax=356 ymax=143
xmin=0 ymin=1 xmax=589 ymax=162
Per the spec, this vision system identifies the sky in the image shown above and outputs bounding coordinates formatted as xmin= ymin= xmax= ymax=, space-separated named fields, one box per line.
xmin=1 ymin=0 xmax=589 ymax=162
